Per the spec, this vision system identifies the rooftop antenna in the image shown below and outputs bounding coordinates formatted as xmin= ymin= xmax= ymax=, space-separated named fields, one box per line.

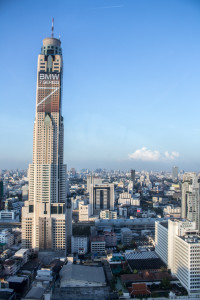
xmin=51 ymin=18 xmax=54 ymax=38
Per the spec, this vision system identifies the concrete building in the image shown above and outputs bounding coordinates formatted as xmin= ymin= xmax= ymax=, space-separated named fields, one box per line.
xmin=103 ymin=231 xmax=117 ymax=247
xmin=155 ymin=219 xmax=200 ymax=296
xmin=155 ymin=221 xmax=168 ymax=265
xmin=87 ymin=176 xmax=102 ymax=193
xmin=22 ymin=30 xmax=67 ymax=253
xmin=22 ymin=185 xmax=29 ymax=201
xmin=0 ymin=180 xmax=4 ymax=209
xmin=131 ymin=169 xmax=135 ymax=184
xmin=91 ymin=236 xmax=105 ymax=253
xmin=181 ymin=173 xmax=200 ymax=232
xmin=95 ymin=218 xmax=161 ymax=236
xmin=3 ymin=259 xmax=19 ymax=276
xmin=100 ymin=210 xmax=117 ymax=219
xmin=79 ymin=202 xmax=92 ymax=221
xmin=172 ymin=166 xmax=178 ymax=181
xmin=121 ymin=228 xmax=132 ymax=245
xmin=14 ymin=249 xmax=29 ymax=265
xmin=0 ymin=210 xmax=18 ymax=221
xmin=59 ymin=257 xmax=106 ymax=287
xmin=0 ymin=230 xmax=14 ymax=248
xmin=89 ymin=184 xmax=114 ymax=214
xmin=66 ymin=203 xmax=72 ymax=254
xmin=118 ymin=192 xmax=132 ymax=205
xmin=71 ymin=236 xmax=88 ymax=254
xmin=163 ymin=205 xmax=181 ymax=218
xmin=119 ymin=207 xmax=128 ymax=218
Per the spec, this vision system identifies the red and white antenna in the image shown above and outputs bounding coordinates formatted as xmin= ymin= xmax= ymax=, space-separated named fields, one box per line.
xmin=51 ymin=18 xmax=54 ymax=38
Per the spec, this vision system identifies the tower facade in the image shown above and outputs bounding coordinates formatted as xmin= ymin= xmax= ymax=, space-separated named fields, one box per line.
xmin=22 ymin=35 xmax=67 ymax=253
xmin=181 ymin=172 xmax=200 ymax=233
xmin=89 ymin=184 xmax=114 ymax=214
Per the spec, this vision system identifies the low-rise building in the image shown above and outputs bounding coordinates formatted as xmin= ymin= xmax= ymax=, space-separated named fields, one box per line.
xmin=59 ymin=257 xmax=106 ymax=287
xmin=14 ymin=249 xmax=29 ymax=265
xmin=79 ymin=203 xmax=92 ymax=221
xmin=71 ymin=236 xmax=88 ymax=254
xmin=103 ymin=231 xmax=117 ymax=247
xmin=0 ymin=210 xmax=17 ymax=221
xmin=91 ymin=236 xmax=105 ymax=253
xmin=121 ymin=228 xmax=132 ymax=246
xmin=100 ymin=210 xmax=117 ymax=219
xmin=3 ymin=259 xmax=19 ymax=276
xmin=0 ymin=230 xmax=14 ymax=248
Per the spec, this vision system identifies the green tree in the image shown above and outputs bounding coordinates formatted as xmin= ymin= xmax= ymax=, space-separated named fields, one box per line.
xmin=161 ymin=277 xmax=171 ymax=290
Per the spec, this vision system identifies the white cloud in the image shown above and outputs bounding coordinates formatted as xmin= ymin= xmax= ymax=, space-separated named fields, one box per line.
xmin=128 ymin=147 xmax=160 ymax=161
xmin=128 ymin=147 xmax=180 ymax=161
xmin=164 ymin=151 xmax=180 ymax=160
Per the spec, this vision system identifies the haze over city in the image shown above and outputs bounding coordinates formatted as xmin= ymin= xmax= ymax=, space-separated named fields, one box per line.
xmin=1 ymin=0 xmax=200 ymax=171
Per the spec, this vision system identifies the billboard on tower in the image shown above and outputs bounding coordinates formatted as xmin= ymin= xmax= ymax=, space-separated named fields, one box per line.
xmin=37 ymin=72 xmax=61 ymax=113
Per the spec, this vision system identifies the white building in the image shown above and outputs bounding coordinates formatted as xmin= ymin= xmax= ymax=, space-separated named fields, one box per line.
xmin=163 ymin=205 xmax=181 ymax=217
xmin=14 ymin=248 xmax=29 ymax=265
xmin=71 ymin=236 xmax=88 ymax=254
xmin=155 ymin=221 xmax=168 ymax=265
xmin=0 ymin=210 xmax=18 ymax=221
xmin=100 ymin=210 xmax=117 ymax=219
xmin=79 ymin=203 xmax=92 ymax=221
xmin=155 ymin=219 xmax=200 ymax=296
xmin=0 ymin=230 xmax=14 ymax=248
xmin=181 ymin=173 xmax=200 ymax=232
xmin=118 ymin=192 xmax=131 ymax=205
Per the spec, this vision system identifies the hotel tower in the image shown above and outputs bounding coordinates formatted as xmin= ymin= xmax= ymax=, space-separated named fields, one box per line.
xmin=22 ymin=26 xmax=67 ymax=253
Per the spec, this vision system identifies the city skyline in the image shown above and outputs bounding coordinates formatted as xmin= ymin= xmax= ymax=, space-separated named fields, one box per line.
xmin=1 ymin=0 xmax=200 ymax=171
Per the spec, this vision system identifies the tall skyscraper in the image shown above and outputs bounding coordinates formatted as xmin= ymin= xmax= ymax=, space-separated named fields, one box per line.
xmin=0 ymin=181 xmax=4 ymax=210
xmin=172 ymin=166 xmax=178 ymax=181
xmin=131 ymin=169 xmax=135 ymax=184
xmin=22 ymin=26 xmax=67 ymax=253
xmin=181 ymin=172 xmax=200 ymax=233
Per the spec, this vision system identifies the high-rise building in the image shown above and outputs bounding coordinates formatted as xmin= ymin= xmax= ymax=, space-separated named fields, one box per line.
xmin=181 ymin=173 xmax=200 ymax=232
xmin=86 ymin=175 xmax=102 ymax=193
xmin=172 ymin=166 xmax=178 ymax=181
xmin=155 ymin=219 xmax=200 ymax=296
xmin=131 ymin=169 xmax=135 ymax=184
xmin=22 ymin=27 xmax=67 ymax=253
xmin=0 ymin=181 xmax=4 ymax=209
xmin=89 ymin=184 xmax=114 ymax=214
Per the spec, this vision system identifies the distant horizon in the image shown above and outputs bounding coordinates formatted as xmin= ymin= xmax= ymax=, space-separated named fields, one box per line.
xmin=0 ymin=160 xmax=198 ymax=174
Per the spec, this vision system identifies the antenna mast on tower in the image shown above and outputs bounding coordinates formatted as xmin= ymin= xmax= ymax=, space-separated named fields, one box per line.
xmin=51 ymin=18 xmax=54 ymax=38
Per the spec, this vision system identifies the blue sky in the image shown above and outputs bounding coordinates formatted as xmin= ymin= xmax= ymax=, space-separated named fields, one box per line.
xmin=1 ymin=0 xmax=200 ymax=171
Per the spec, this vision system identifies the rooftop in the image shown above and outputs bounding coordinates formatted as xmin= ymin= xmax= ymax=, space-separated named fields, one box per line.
xmin=91 ymin=236 xmax=105 ymax=242
xmin=25 ymin=287 xmax=45 ymax=300
xmin=60 ymin=263 xmax=106 ymax=287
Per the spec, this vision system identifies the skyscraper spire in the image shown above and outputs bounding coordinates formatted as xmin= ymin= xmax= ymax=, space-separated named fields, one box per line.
xmin=51 ymin=18 xmax=54 ymax=38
